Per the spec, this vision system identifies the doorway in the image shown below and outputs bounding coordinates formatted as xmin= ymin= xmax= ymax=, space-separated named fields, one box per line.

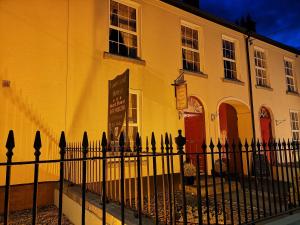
xmin=184 ymin=97 xmax=206 ymax=171
xmin=219 ymin=103 xmax=242 ymax=173
xmin=260 ymin=107 xmax=273 ymax=161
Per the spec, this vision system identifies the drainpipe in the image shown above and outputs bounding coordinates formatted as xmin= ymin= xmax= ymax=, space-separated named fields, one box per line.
xmin=245 ymin=33 xmax=257 ymax=143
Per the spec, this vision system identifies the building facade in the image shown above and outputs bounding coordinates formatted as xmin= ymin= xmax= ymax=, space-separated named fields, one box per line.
xmin=1 ymin=0 xmax=300 ymax=183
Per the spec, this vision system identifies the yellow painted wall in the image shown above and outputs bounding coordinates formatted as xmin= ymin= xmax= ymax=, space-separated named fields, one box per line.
xmin=0 ymin=0 xmax=299 ymax=184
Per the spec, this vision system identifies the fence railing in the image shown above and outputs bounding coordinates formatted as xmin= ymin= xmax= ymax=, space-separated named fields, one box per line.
xmin=1 ymin=130 xmax=300 ymax=225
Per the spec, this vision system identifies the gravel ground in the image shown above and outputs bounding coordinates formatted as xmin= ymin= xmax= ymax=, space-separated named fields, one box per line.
xmin=125 ymin=191 xmax=268 ymax=225
xmin=0 ymin=205 xmax=73 ymax=225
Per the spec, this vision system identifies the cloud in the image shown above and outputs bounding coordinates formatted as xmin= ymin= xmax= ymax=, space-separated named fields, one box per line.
xmin=200 ymin=0 xmax=300 ymax=48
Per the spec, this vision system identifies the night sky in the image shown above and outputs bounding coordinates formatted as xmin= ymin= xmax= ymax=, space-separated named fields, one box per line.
xmin=200 ymin=0 xmax=300 ymax=49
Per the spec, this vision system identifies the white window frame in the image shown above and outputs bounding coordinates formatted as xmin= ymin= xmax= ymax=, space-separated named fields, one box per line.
xmin=109 ymin=0 xmax=140 ymax=58
xmin=222 ymin=36 xmax=237 ymax=80
xmin=254 ymin=47 xmax=268 ymax=87
xmin=284 ymin=58 xmax=296 ymax=93
xmin=122 ymin=89 xmax=141 ymax=148
xmin=181 ymin=22 xmax=201 ymax=73
xmin=290 ymin=111 xmax=300 ymax=141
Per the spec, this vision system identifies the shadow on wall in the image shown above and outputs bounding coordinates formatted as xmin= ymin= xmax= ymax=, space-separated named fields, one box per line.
xmin=0 ymin=78 xmax=61 ymax=184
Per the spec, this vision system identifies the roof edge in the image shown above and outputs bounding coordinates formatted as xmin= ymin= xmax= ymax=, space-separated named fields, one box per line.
xmin=161 ymin=0 xmax=300 ymax=55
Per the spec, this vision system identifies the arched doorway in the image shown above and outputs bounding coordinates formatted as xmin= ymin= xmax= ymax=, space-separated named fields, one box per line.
xmin=259 ymin=107 xmax=273 ymax=161
xmin=184 ymin=96 xmax=206 ymax=171
xmin=219 ymin=103 xmax=242 ymax=173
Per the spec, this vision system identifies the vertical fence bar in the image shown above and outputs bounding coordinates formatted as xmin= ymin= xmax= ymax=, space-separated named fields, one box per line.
xmin=251 ymin=140 xmax=260 ymax=219
xmin=151 ymin=132 xmax=159 ymax=225
xmin=273 ymin=140 xmax=282 ymax=213
xmin=81 ymin=132 xmax=88 ymax=225
xmin=296 ymin=140 xmax=300 ymax=207
xmin=262 ymin=141 xmax=272 ymax=216
xmin=282 ymin=140 xmax=292 ymax=210
xmin=292 ymin=141 xmax=300 ymax=206
xmin=170 ymin=134 xmax=176 ymax=225
xmin=203 ymin=142 xmax=210 ymax=225
xmin=160 ymin=135 xmax=167 ymax=224
xmin=120 ymin=132 xmax=125 ymax=225
xmin=217 ymin=140 xmax=226 ymax=225
xmin=232 ymin=141 xmax=241 ymax=224
xmin=101 ymin=132 xmax=107 ymax=225
xmin=245 ymin=140 xmax=254 ymax=222
xmin=136 ymin=133 xmax=142 ymax=225
xmin=4 ymin=130 xmax=15 ymax=225
xmin=58 ymin=132 xmax=66 ymax=225
xmin=278 ymin=140 xmax=288 ymax=211
xmin=238 ymin=140 xmax=248 ymax=224
xmin=165 ymin=133 xmax=173 ymax=224
xmin=209 ymin=139 xmax=218 ymax=225
xmin=196 ymin=150 xmax=203 ymax=225
xmin=145 ymin=137 xmax=151 ymax=215
xmin=176 ymin=130 xmax=187 ymax=225
xmin=225 ymin=140 xmax=234 ymax=224
xmin=32 ymin=131 xmax=42 ymax=225
xmin=140 ymin=136 xmax=144 ymax=212
xmin=268 ymin=140 xmax=277 ymax=215
xmin=287 ymin=140 xmax=296 ymax=207
xmin=257 ymin=140 xmax=266 ymax=217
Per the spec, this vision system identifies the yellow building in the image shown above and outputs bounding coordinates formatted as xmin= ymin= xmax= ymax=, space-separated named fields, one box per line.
xmin=1 ymin=0 xmax=300 ymax=183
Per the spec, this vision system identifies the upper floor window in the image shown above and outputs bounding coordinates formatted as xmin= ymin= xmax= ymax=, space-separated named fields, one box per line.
xmin=181 ymin=25 xmax=200 ymax=72
xmin=284 ymin=59 xmax=296 ymax=92
xmin=254 ymin=49 xmax=268 ymax=87
xmin=109 ymin=0 xmax=138 ymax=58
xmin=290 ymin=111 xmax=300 ymax=141
xmin=222 ymin=39 xmax=237 ymax=80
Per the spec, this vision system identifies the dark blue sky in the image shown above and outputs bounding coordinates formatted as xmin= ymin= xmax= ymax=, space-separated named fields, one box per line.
xmin=200 ymin=0 xmax=300 ymax=49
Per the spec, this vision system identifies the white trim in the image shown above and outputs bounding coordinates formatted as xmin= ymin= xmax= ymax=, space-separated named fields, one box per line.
xmin=289 ymin=110 xmax=300 ymax=140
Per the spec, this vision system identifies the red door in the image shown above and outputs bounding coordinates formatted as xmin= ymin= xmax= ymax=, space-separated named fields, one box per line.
xmin=184 ymin=113 xmax=206 ymax=171
xmin=219 ymin=103 xmax=242 ymax=173
xmin=260 ymin=108 xmax=273 ymax=161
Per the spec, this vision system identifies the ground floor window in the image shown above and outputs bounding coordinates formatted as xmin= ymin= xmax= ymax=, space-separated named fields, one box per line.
xmin=122 ymin=90 xmax=140 ymax=149
xmin=290 ymin=111 xmax=300 ymax=141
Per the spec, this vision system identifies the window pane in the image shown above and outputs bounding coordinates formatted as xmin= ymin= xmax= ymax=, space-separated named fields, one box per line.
xmin=109 ymin=0 xmax=138 ymax=58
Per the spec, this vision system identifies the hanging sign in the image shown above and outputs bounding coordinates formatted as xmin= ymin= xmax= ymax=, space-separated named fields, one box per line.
xmin=108 ymin=69 xmax=129 ymax=141
xmin=176 ymin=83 xmax=188 ymax=110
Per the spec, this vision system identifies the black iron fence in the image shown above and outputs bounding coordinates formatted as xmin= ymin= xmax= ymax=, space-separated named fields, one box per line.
xmin=1 ymin=130 xmax=300 ymax=225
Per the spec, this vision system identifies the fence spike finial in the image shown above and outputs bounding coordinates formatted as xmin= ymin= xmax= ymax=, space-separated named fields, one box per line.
xmin=82 ymin=131 xmax=88 ymax=149
xmin=209 ymin=138 xmax=214 ymax=149
xmin=175 ymin=130 xmax=186 ymax=154
xmin=59 ymin=131 xmax=66 ymax=149
xmin=119 ymin=132 xmax=125 ymax=148
xmin=33 ymin=131 xmax=42 ymax=151
xmin=136 ymin=132 xmax=141 ymax=147
xmin=6 ymin=130 xmax=15 ymax=150
xmin=146 ymin=136 xmax=149 ymax=152
xmin=165 ymin=133 xmax=169 ymax=146
xmin=151 ymin=132 xmax=156 ymax=147
xmin=160 ymin=134 xmax=164 ymax=153
xmin=101 ymin=132 xmax=107 ymax=148
xmin=217 ymin=139 xmax=222 ymax=150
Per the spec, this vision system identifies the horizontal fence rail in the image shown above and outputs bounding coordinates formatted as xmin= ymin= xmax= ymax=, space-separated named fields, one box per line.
xmin=1 ymin=130 xmax=300 ymax=225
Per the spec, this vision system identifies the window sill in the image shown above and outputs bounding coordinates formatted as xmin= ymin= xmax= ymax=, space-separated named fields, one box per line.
xmin=255 ymin=85 xmax=273 ymax=91
xmin=180 ymin=69 xmax=208 ymax=79
xmin=222 ymin=78 xmax=245 ymax=86
xmin=103 ymin=52 xmax=146 ymax=66
xmin=286 ymin=90 xmax=300 ymax=97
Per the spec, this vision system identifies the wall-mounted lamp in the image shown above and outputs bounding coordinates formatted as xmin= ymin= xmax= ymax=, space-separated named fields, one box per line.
xmin=211 ymin=112 xmax=218 ymax=121
xmin=275 ymin=119 xmax=286 ymax=126
xmin=2 ymin=80 xmax=10 ymax=88
xmin=248 ymin=38 xmax=255 ymax=45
